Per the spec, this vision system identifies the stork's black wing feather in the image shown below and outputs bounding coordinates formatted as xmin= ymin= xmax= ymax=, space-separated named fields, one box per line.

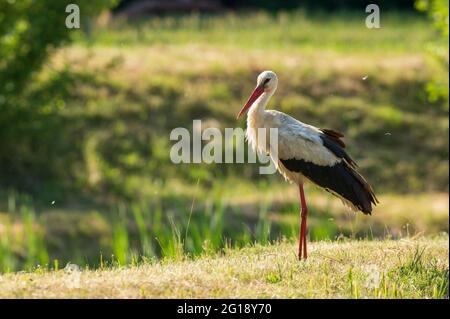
xmin=319 ymin=128 xmax=357 ymax=168
xmin=280 ymin=158 xmax=378 ymax=215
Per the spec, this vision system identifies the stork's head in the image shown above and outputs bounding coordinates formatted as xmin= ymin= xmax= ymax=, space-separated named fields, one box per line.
xmin=237 ymin=70 xmax=278 ymax=119
xmin=257 ymin=70 xmax=278 ymax=92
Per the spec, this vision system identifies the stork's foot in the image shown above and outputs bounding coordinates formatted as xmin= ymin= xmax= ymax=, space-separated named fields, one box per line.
xmin=298 ymin=237 xmax=303 ymax=260
xmin=297 ymin=249 xmax=307 ymax=260
xmin=298 ymin=243 xmax=308 ymax=260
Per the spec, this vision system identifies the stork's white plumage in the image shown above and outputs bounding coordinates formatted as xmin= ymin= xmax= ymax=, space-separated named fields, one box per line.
xmin=237 ymin=70 xmax=378 ymax=260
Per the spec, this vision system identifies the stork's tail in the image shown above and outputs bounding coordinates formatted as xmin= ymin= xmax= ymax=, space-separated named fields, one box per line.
xmin=334 ymin=163 xmax=379 ymax=215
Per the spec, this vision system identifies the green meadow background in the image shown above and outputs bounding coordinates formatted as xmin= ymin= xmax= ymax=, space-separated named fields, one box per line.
xmin=0 ymin=1 xmax=448 ymax=274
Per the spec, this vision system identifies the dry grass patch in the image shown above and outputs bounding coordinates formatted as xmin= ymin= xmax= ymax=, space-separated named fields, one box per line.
xmin=0 ymin=237 xmax=447 ymax=299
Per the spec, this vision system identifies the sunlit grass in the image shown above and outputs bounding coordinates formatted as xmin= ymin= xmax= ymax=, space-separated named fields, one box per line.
xmin=73 ymin=11 xmax=444 ymax=53
xmin=0 ymin=10 xmax=447 ymax=284
xmin=0 ymin=237 xmax=447 ymax=298
xmin=0 ymin=186 xmax=448 ymax=273
xmin=47 ymin=42 xmax=449 ymax=197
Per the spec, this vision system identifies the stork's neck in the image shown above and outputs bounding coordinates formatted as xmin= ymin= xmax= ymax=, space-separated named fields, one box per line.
xmin=247 ymin=90 xmax=274 ymax=118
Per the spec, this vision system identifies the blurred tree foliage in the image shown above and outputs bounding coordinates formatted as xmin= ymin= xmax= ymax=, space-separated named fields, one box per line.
xmin=0 ymin=0 xmax=117 ymax=196
xmin=416 ymin=0 xmax=449 ymax=36
xmin=0 ymin=0 xmax=117 ymax=97
xmin=415 ymin=0 xmax=449 ymax=107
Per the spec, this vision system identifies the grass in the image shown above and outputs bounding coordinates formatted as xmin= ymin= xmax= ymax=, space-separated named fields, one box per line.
xmin=0 ymin=11 xmax=448 ymax=293
xmin=40 ymin=42 xmax=449 ymax=199
xmin=80 ymin=11 xmax=443 ymax=53
xmin=0 ymin=187 xmax=448 ymax=273
xmin=0 ymin=237 xmax=447 ymax=298
xmin=3 ymin=11 xmax=447 ymax=201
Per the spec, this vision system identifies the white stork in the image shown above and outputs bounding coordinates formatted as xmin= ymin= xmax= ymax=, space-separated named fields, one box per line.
xmin=237 ymin=70 xmax=378 ymax=260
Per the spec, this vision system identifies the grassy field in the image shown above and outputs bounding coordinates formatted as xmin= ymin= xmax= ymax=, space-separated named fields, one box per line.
xmin=0 ymin=237 xmax=447 ymax=298
xmin=81 ymin=11 xmax=438 ymax=53
xmin=0 ymin=11 xmax=448 ymax=281
xmin=0 ymin=189 xmax=448 ymax=273
xmin=39 ymin=43 xmax=447 ymax=199
xmin=4 ymin=11 xmax=448 ymax=200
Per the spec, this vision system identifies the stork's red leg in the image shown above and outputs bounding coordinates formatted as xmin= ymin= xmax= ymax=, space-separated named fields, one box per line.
xmin=298 ymin=217 xmax=303 ymax=260
xmin=298 ymin=183 xmax=308 ymax=260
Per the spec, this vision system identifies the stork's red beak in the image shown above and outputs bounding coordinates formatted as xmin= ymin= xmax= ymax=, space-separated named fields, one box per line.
xmin=237 ymin=85 xmax=264 ymax=119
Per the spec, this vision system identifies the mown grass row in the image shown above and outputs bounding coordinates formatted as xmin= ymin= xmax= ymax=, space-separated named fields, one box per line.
xmin=0 ymin=238 xmax=447 ymax=298
xmin=78 ymin=11 xmax=441 ymax=53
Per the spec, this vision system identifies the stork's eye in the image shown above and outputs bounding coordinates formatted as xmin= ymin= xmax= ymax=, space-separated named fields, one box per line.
xmin=263 ymin=78 xmax=270 ymax=85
